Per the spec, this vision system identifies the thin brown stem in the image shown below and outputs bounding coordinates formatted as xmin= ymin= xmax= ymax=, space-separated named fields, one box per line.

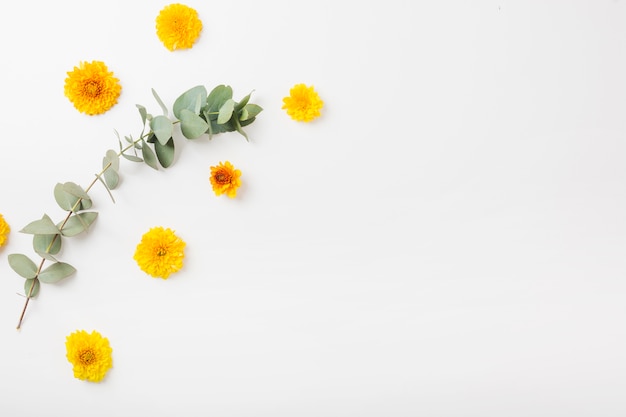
xmin=16 ymin=135 xmax=146 ymax=329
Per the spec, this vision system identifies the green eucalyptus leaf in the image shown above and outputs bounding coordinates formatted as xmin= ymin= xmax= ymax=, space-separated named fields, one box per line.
xmin=241 ymin=104 xmax=263 ymax=121
xmin=122 ymin=153 xmax=143 ymax=163
xmin=136 ymin=104 xmax=148 ymax=125
xmin=235 ymin=92 xmax=252 ymax=113
xmin=63 ymin=182 xmax=90 ymax=201
xmin=103 ymin=167 xmax=119 ymax=190
xmin=59 ymin=212 xmax=98 ymax=237
xmin=24 ymin=278 xmax=40 ymax=298
xmin=155 ymin=138 xmax=175 ymax=168
xmin=232 ymin=115 xmax=249 ymax=142
xmin=103 ymin=150 xmax=120 ymax=189
xmin=8 ymin=254 xmax=38 ymax=279
xmin=33 ymin=233 xmax=62 ymax=256
xmin=179 ymin=109 xmax=209 ymax=139
xmin=217 ymin=99 xmax=235 ymax=124
xmin=206 ymin=85 xmax=233 ymax=113
xmin=20 ymin=214 xmax=60 ymax=235
xmin=152 ymin=88 xmax=168 ymax=116
xmin=150 ymin=115 xmax=173 ymax=145
xmin=54 ymin=183 xmax=91 ymax=212
xmin=38 ymin=262 xmax=76 ymax=284
xmin=173 ymin=85 xmax=207 ymax=119
xmin=141 ymin=140 xmax=159 ymax=170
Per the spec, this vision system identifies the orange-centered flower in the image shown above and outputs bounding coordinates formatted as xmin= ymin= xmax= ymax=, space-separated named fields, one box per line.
xmin=282 ymin=83 xmax=324 ymax=122
xmin=64 ymin=61 xmax=121 ymax=115
xmin=65 ymin=330 xmax=113 ymax=383
xmin=209 ymin=161 xmax=242 ymax=198
xmin=156 ymin=3 xmax=203 ymax=51
xmin=133 ymin=226 xmax=186 ymax=279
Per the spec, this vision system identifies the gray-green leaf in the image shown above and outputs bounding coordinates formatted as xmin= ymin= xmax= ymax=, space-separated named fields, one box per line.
xmin=33 ymin=233 xmax=62 ymax=256
xmin=217 ymin=99 xmax=235 ymax=124
xmin=173 ymin=85 xmax=207 ymax=119
xmin=8 ymin=254 xmax=38 ymax=279
xmin=24 ymin=278 xmax=40 ymax=298
xmin=179 ymin=109 xmax=209 ymax=139
xmin=38 ymin=262 xmax=76 ymax=283
xmin=155 ymin=138 xmax=175 ymax=168
xmin=20 ymin=214 xmax=60 ymax=235
xmin=141 ymin=140 xmax=158 ymax=170
xmin=150 ymin=115 xmax=173 ymax=145
xmin=59 ymin=212 xmax=98 ymax=237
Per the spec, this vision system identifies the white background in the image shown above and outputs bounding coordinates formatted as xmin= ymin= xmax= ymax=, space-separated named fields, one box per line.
xmin=0 ymin=0 xmax=624 ymax=415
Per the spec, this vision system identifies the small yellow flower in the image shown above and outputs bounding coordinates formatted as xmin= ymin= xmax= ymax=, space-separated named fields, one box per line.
xmin=156 ymin=3 xmax=203 ymax=51
xmin=282 ymin=83 xmax=324 ymax=122
xmin=64 ymin=61 xmax=122 ymax=115
xmin=209 ymin=161 xmax=242 ymax=198
xmin=0 ymin=213 xmax=10 ymax=247
xmin=134 ymin=226 xmax=186 ymax=279
xmin=65 ymin=330 xmax=113 ymax=383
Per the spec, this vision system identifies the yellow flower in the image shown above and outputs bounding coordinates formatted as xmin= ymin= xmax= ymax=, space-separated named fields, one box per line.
xmin=133 ymin=226 xmax=186 ymax=279
xmin=0 ymin=213 xmax=9 ymax=247
xmin=65 ymin=330 xmax=113 ymax=383
xmin=64 ymin=61 xmax=122 ymax=115
xmin=156 ymin=3 xmax=203 ymax=51
xmin=282 ymin=83 xmax=324 ymax=122
xmin=209 ymin=161 xmax=242 ymax=198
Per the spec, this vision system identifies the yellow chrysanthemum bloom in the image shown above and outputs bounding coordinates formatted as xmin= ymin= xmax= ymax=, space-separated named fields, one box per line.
xmin=65 ymin=330 xmax=113 ymax=383
xmin=0 ymin=213 xmax=10 ymax=247
xmin=209 ymin=161 xmax=242 ymax=198
xmin=133 ymin=226 xmax=186 ymax=279
xmin=156 ymin=3 xmax=203 ymax=51
xmin=64 ymin=61 xmax=122 ymax=115
xmin=282 ymin=83 xmax=324 ymax=122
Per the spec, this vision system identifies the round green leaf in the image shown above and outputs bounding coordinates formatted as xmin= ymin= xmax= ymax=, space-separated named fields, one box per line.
xmin=38 ymin=262 xmax=76 ymax=283
xmin=150 ymin=115 xmax=173 ymax=145
xmin=8 ymin=254 xmax=38 ymax=279
xmin=155 ymin=138 xmax=175 ymax=168
xmin=173 ymin=85 xmax=207 ymax=119
xmin=20 ymin=214 xmax=60 ymax=235
xmin=33 ymin=233 xmax=62 ymax=256
xmin=59 ymin=212 xmax=98 ymax=237
xmin=179 ymin=109 xmax=209 ymax=139
xmin=24 ymin=278 xmax=40 ymax=298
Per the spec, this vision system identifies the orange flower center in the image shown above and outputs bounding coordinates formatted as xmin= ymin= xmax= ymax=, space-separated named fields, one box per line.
xmin=84 ymin=80 xmax=102 ymax=97
xmin=215 ymin=171 xmax=231 ymax=184
xmin=79 ymin=349 xmax=96 ymax=365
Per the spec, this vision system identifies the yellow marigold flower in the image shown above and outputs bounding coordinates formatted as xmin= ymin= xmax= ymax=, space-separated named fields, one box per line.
xmin=133 ymin=226 xmax=186 ymax=279
xmin=282 ymin=83 xmax=324 ymax=122
xmin=156 ymin=3 xmax=203 ymax=51
xmin=64 ymin=61 xmax=122 ymax=115
xmin=0 ymin=213 xmax=10 ymax=247
xmin=209 ymin=161 xmax=242 ymax=198
xmin=65 ymin=330 xmax=113 ymax=383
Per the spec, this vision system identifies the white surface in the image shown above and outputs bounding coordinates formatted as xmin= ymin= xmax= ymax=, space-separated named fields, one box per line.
xmin=0 ymin=0 xmax=624 ymax=415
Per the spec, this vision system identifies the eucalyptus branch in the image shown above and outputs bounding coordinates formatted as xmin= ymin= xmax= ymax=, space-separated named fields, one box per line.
xmin=10 ymin=84 xmax=262 ymax=330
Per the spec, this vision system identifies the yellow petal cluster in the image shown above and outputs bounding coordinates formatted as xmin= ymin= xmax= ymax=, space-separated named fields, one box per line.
xmin=65 ymin=330 xmax=113 ymax=383
xmin=209 ymin=161 xmax=242 ymax=198
xmin=0 ymin=213 xmax=10 ymax=247
xmin=64 ymin=61 xmax=121 ymax=115
xmin=282 ymin=83 xmax=324 ymax=122
xmin=133 ymin=227 xmax=186 ymax=279
xmin=156 ymin=3 xmax=203 ymax=51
